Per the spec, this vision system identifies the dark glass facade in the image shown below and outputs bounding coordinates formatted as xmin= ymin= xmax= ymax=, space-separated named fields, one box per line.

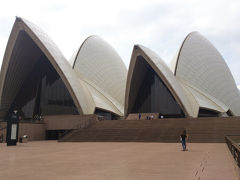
xmin=198 ymin=108 xmax=219 ymax=117
xmin=95 ymin=108 xmax=118 ymax=120
xmin=226 ymin=110 xmax=233 ymax=117
xmin=128 ymin=56 xmax=185 ymax=118
xmin=9 ymin=45 xmax=78 ymax=119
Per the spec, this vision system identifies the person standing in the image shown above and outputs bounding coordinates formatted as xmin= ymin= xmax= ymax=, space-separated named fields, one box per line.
xmin=180 ymin=130 xmax=188 ymax=151
xmin=138 ymin=113 xmax=141 ymax=120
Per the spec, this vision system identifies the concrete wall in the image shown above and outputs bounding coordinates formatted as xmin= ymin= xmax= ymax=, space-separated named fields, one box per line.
xmin=19 ymin=122 xmax=46 ymax=140
xmin=0 ymin=122 xmax=7 ymax=142
xmin=0 ymin=114 xmax=98 ymax=142
xmin=44 ymin=114 xmax=98 ymax=130
xmin=0 ymin=122 xmax=46 ymax=142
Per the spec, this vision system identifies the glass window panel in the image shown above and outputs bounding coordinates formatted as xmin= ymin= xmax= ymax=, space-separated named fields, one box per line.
xmin=128 ymin=56 xmax=185 ymax=118
xmin=8 ymin=32 xmax=78 ymax=120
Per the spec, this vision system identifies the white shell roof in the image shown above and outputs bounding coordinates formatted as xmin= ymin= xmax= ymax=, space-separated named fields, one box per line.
xmin=0 ymin=18 xmax=125 ymax=117
xmin=71 ymin=35 xmax=127 ymax=115
xmin=172 ymin=32 xmax=240 ymax=115
xmin=180 ymin=81 xmax=228 ymax=113
xmin=1 ymin=18 xmax=239 ymax=118
xmin=125 ymin=45 xmax=197 ymax=117
xmin=0 ymin=17 xmax=96 ymax=116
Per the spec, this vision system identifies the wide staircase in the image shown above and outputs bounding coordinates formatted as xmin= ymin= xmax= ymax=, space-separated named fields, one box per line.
xmin=60 ymin=117 xmax=240 ymax=143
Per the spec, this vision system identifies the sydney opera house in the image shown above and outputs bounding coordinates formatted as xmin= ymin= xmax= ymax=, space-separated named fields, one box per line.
xmin=0 ymin=17 xmax=127 ymax=121
xmin=125 ymin=36 xmax=240 ymax=118
xmin=0 ymin=17 xmax=240 ymax=140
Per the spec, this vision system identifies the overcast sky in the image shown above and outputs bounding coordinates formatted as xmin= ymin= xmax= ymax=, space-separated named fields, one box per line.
xmin=0 ymin=0 xmax=239 ymax=88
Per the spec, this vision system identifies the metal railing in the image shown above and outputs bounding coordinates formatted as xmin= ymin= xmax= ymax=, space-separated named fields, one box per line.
xmin=58 ymin=129 xmax=74 ymax=140
xmin=58 ymin=115 xmax=99 ymax=141
xmin=225 ymin=135 xmax=240 ymax=167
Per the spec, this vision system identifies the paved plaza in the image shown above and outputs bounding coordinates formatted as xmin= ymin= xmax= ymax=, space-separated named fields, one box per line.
xmin=0 ymin=141 xmax=238 ymax=180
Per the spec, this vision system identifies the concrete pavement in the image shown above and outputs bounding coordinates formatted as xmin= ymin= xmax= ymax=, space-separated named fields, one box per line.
xmin=0 ymin=141 xmax=238 ymax=180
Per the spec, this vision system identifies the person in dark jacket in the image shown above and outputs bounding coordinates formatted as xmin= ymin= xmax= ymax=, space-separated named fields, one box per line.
xmin=180 ymin=129 xmax=188 ymax=151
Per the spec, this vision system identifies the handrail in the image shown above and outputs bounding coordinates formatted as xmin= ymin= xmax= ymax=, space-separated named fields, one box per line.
xmin=58 ymin=115 xmax=99 ymax=141
xmin=58 ymin=129 xmax=74 ymax=139
xmin=225 ymin=135 xmax=240 ymax=167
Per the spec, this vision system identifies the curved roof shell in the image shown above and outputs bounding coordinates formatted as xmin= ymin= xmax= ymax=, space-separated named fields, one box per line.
xmin=0 ymin=17 xmax=96 ymax=117
xmin=71 ymin=35 xmax=127 ymax=115
xmin=0 ymin=17 xmax=126 ymax=118
xmin=172 ymin=32 xmax=240 ymax=115
xmin=125 ymin=45 xmax=197 ymax=117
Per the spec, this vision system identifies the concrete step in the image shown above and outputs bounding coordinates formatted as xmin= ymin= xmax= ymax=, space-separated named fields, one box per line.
xmin=61 ymin=117 xmax=240 ymax=143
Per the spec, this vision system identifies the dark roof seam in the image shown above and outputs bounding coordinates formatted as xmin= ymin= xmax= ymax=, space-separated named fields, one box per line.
xmin=174 ymin=31 xmax=197 ymax=76
xmin=72 ymin=35 xmax=98 ymax=69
